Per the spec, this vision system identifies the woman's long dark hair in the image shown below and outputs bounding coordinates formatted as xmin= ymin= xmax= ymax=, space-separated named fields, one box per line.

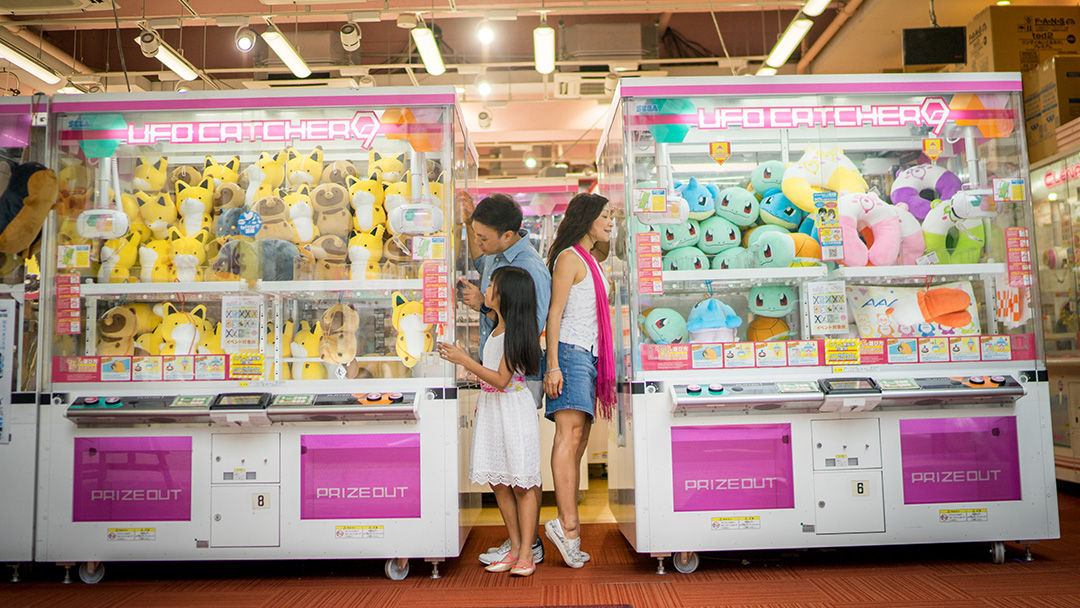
xmin=490 ymin=266 xmax=541 ymax=376
xmin=547 ymin=193 xmax=608 ymax=274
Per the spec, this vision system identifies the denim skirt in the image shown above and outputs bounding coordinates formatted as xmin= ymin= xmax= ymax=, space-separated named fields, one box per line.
xmin=543 ymin=341 xmax=598 ymax=422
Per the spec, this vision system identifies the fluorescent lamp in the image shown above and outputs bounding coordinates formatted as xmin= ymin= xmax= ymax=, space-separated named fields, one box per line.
xmin=0 ymin=39 xmax=62 ymax=85
xmin=262 ymin=21 xmax=311 ymax=78
xmin=533 ymin=24 xmax=555 ymax=74
xmin=802 ymin=0 xmax=831 ymax=17
xmin=56 ymin=84 xmax=86 ymax=94
xmin=756 ymin=66 xmax=778 ymax=76
xmin=411 ymin=26 xmax=445 ymax=76
xmin=155 ymin=43 xmax=199 ymax=81
xmin=764 ymin=18 xmax=813 ymax=69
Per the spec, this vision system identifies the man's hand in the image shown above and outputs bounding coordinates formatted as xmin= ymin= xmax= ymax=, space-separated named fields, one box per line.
xmin=457 ymin=278 xmax=484 ymax=312
xmin=456 ymin=190 xmax=475 ymax=224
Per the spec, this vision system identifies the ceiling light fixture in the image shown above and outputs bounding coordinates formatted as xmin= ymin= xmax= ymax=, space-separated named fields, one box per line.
xmin=477 ymin=19 xmax=494 ymax=45
xmin=524 ymin=150 xmax=538 ymax=169
xmin=411 ymin=18 xmax=445 ymax=76
xmin=137 ymin=29 xmax=198 ymax=81
xmin=235 ymin=26 xmax=257 ymax=52
xmin=756 ymin=65 xmax=778 ymax=76
xmin=801 ymin=0 xmax=831 ymax=17
xmin=261 ymin=19 xmax=311 ymax=78
xmin=533 ymin=15 xmax=555 ymax=74
xmin=0 ymin=38 xmax=62 ymax=85
xmin=476 ymin=73 xmax=492 ymax=97
xmin=340 ymin=22 xmax=361 ymax=51
xmin=764 ymin=18 xmax=813 ymax=69
xmin=56 ymin=82 xmax=87 ymax=94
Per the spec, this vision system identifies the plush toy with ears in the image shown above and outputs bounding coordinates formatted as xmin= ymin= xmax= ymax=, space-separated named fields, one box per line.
xmin=392 ymin=291 xmax=433 ymax=368
xmin=0 ymin=161 xmax=59 ymax=255
xmin=291 ymin=321 xmax=327 ymax=380
xmin=319 ymin=303 xmax=361 ymax=365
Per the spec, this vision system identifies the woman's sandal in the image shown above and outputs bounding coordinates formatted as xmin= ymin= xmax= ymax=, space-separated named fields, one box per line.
xmin=510 ymin=557 xmax=536 ymax=577
xmin=484 ymin=554 xmax=517 ymax=573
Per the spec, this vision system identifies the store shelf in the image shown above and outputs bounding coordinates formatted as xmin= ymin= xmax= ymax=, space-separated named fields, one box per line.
xmin=257 ymin=279 xmax=424 ymax=294
xmin=663 ymin=266 xmax=827 ymax=285
xmin=79 ymin=281 xmax=251 ymax=296
xmin=829 ymin=263 xmax=1007 ymax=280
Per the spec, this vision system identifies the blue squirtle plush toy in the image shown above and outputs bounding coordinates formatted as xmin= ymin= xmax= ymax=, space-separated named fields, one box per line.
xmin=750 ymin=160 xmax=786 ymax=197
xmin=675 ymin=177 xmax=720 ymax=221
xmin=686 ymin=298 xmax=742 ymax=343
xmin=639 ymin=307 xmax=688 ymax=344
xmin=663 ymin=246 xmax=709 ymax=271
xmin=713 ymin=186 xmax=760 ymax=227
xmin=711 ymin=246 xmax=751 ymax=270
xmin=759 ymin=189 xmax=807 ymax=230
xmin=657 ymin=219 xmax=700 ymax=251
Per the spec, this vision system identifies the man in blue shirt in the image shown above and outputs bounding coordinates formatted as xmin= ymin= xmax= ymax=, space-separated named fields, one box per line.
xmin=457 ymin=191 xmax=551 ymax=352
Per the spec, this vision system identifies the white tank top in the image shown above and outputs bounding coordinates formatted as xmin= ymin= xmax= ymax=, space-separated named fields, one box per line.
xmin=558 ymin=248 xmax=607 ymax=353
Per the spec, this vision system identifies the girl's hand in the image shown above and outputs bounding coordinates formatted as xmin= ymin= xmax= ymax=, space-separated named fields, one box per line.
xmin=544 ymin=369 xmax=563 ymax=399
xmin=437 ymin=341 xmax=469 ymax=366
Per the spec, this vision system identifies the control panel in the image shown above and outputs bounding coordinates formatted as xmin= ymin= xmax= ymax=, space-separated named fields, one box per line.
xmin=876 ymin=375 xmax=1025 ymax=407
xmin=66 ymin=395 xmax=215 ymax=425
xmin=267 ymin=391 xmax=419 ymax=422
xmin=670 ymin=381 xmax=824 ymax=414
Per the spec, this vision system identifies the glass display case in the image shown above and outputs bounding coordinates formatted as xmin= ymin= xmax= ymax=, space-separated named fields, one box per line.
xmin=599 ymin=74 xmax=1056 ymax=573
xmin=1031 ymin=151 xmax=1080 ymax=483
xmin=0 ymin=96 xmax=46 ymax=573
xmin=36 ymin=88 xmax=476 ymax=582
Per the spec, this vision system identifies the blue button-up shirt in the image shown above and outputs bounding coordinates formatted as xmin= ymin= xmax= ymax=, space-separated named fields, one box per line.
xmin=474 ymin=229 xmax=552 ymax=352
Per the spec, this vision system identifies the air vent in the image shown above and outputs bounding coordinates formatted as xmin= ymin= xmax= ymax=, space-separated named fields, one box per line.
xmin=554 ymin=73 xmax=614 ymax=99
xmin=1 ymin=0 xmax=112 ymax=13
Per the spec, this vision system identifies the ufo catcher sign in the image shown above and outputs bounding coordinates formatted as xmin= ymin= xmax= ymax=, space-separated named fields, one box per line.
xmin=122 ymin=111 xmax=382 ymax=148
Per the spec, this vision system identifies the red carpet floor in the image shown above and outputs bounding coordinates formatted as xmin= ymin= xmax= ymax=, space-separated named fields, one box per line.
xmin=3 ymin=485 xmax=1080 ymax=608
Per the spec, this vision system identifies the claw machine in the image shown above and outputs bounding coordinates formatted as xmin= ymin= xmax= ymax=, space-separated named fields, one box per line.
xmin=36 ymin=87 xmax=477 ymax=583
xmin=0 ymin=95 xmax=49 ymax=581
xmin=1031 ymin=148 xmax=1080 ymax=483
xmin=599 ymin=73 xmax=1058 ymax=574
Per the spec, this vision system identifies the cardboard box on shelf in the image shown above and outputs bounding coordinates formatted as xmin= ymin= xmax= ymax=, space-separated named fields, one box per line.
xmin=967 ymin=6 xmax=1080 ymax=73
xmin=1023 ymin=56 xmax=1080 ymax=163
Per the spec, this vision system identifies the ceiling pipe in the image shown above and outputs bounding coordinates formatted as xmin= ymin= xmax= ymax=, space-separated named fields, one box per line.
xmin=0 ymin=15 xmax=92 ymax=76
xmin=795 ymin=0 xmax=864 ymax=75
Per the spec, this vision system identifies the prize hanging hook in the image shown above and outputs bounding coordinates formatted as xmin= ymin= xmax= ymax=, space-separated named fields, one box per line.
xmin=704 ymin=280 xmax=713 ymax=297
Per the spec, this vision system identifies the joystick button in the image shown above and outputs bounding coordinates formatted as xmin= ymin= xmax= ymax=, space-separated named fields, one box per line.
xmin=83 ymin=397 xmax=98 ymax=405
xmin=969 ymin=376 xmax=985 ymax=385
xmin=365 ymin=393 xmax=382 ymax=402
xmin=991 ymin=376 xmax=1006 ymax=384
xmin=388 ymin=392 xmax=404 ymax=403
xmin=708 ymin=384 xmax=724 ymax=395
xmin=105 ymin=396 xmax=120 ymax=405
xmin=686 ymin=384 xmax=701 ymax=395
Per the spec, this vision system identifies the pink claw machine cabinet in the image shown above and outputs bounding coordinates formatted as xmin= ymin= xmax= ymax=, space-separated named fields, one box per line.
xmin=36 ymin=87 xmax=477 ymax=583
xmin=598 ymin=73 xmax=1058 ymax=574
xmin=0 ymin=96 xmax=48 ymax=581
xmin=1031 ymin=148 xmax=1080 ymax=483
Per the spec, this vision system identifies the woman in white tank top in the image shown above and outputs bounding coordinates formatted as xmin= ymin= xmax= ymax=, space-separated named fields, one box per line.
xmin=541 ymin=193 xmax=614 ymax=568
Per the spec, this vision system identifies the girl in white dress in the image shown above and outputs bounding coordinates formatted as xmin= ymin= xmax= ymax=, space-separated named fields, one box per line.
xmin=438 ymin=266 xmax=543 ymax=576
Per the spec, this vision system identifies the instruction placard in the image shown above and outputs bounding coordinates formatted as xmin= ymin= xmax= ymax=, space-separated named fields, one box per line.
xmin=814 ymin=192 xmax=843 ymax=262
xmin=221 ymin=296 xmax=262 ymax=352
xmin=807 ymin=280 xmax=848 ymax=334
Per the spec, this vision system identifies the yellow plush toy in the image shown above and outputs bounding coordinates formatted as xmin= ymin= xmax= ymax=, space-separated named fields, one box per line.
xmin=138 ymin=237 xmax=173 ymax=283
xmin=120 ymin=192 xmax=152 ymax=243
xmin=167 ymin=227 xmax=210 ymax=283
xmin=348 ymin=226 xmax=384 ymax=280
xmin=136 ymin=191 xmax=178 ymax=240
xmin=100 ymin=232 xmax=142 ymax=284
xmin=176 ymin=177 xmax=215 ymax=236
xmin=202 ymin=156 xmax=241 ymax=190
xmin=124 ymin=302 xmax=162 ymax=335
xmin=198 ymin=322 xmax=224 ymax=355
xmin=287 ymin=146 xmax=324 ymax=187
xmin=132 ymin=156 xmax=168 ymax=192
xmin=97 ymin=306 xmax=139 ymax=356
xmin=391 ymin=291 xmax=432 ymax=368
xmin=383 ymin=172 xmax=412 ymax=235
xmin=284 ymin=185 xmax=319 ymax=244
xmin=370 ymin=151 xmax=406 ymax=184
xmin=347 ymin=172 xmax=388 ymax=232
xmin=290 ymin=320 xmax=327 ymax=380
xmin=155 ymin=303 xmax=207 ymax=356
xmin=245 ymin=151 xmax=287 ymax=203
xmin=781 ymin=146 xmax=869 ymax=213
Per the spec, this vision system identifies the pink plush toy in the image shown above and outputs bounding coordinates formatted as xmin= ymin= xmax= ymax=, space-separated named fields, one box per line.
xmin=838 ymin=190 xmax=901 ymax=267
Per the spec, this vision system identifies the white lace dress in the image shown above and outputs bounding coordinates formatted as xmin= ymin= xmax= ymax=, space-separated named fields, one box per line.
xmin=470 ymin=332 xmax=542 ymax=489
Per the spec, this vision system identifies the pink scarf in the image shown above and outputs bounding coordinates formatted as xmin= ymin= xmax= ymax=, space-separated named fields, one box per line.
xmin=574 ymin=244 xmax=615 ymax=419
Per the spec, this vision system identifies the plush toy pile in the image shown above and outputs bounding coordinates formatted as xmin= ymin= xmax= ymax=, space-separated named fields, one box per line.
xmin=637 ymin=146 xmax=1002 ymax=345
xmin=57 ymin=148 xmax=447 ymax=285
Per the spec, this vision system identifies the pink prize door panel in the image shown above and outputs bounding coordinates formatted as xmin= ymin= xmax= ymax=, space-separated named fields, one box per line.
xmin=300 ymin=434 xmax=421 ymax=519
xmin=900 ymin=416 xmax=1021 ymax=505
xmin=671 ymin=424 xmax=794 ymax=512
xmin=73 ymin=437 xmax=193 ymax=522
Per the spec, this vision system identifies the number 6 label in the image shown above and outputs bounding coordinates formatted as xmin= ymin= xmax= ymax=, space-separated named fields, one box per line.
xmin=851 ymin=480 xmax=868 ymax=496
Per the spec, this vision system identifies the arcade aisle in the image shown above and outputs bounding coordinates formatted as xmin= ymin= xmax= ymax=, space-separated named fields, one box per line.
xmin=2 ymin=484 xmax=1079 ymax=607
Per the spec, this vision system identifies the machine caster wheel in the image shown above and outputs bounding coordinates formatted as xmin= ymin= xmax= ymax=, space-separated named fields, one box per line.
xmin=990 ymin=541 xmax=1005 ymax=564
xmin=672 ymin=551 xmax=699 ymax=574
xmin=384 ymin=558 xmax=409 ymax=581
xmin=78 ymin=562 xmax=105 ymax=584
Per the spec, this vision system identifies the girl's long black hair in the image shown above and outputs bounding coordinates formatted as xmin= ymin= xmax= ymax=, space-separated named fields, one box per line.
xmin=547 ymin=193 xmax=608 ymax=274
xmin=490 ymin=266 xmax=541 ymax=376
